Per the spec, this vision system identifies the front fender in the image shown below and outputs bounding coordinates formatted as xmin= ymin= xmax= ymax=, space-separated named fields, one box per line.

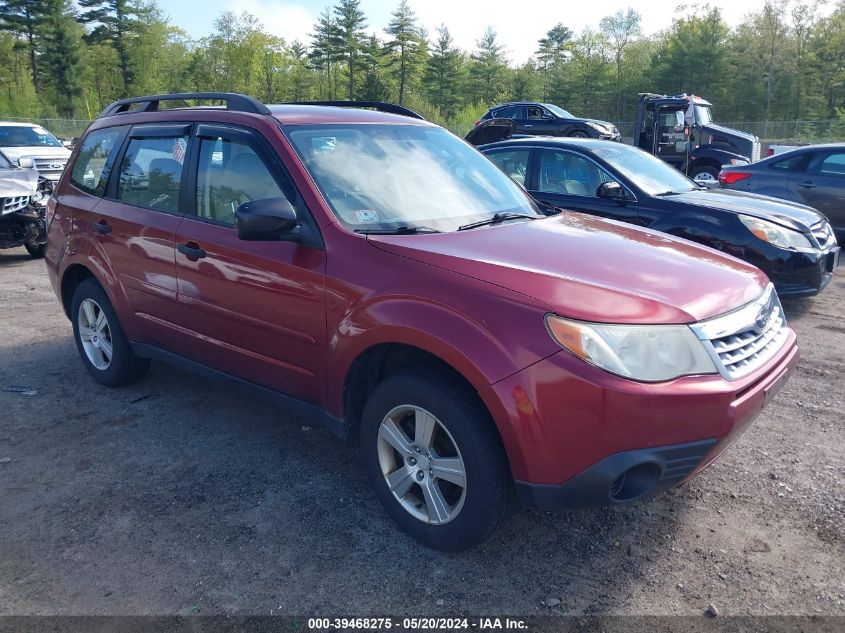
xmin=693 ymin=146 xmax=750 ymax=165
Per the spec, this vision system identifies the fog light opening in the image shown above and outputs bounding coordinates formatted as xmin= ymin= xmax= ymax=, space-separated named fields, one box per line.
xmin=609 ymin=463 xmax=661 ymax=502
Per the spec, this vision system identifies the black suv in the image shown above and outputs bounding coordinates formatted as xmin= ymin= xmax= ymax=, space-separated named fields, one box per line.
xmin=477 ymin=102 xmax=621 ymax=141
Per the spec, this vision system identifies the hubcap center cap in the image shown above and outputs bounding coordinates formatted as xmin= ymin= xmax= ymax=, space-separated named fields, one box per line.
xmin=413 ymin=453 xmax=430 ymax=471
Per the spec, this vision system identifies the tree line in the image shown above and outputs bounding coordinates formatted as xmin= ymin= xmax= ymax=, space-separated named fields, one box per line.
xmin=1 ymin=0 xmax=844 ymax=136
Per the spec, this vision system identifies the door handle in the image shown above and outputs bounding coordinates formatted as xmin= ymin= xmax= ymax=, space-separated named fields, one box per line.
xmin=177 ymin=242 xmax=207 ymax=260
xmin=94 ymin=220 xmax=112 ymax=235
xmin=523 ymin=124 xmax=533 ymax=128
xmin=798 ymin=181 xmax=816 ymax=188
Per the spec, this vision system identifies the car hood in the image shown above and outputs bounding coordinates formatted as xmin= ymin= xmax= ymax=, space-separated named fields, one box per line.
xmin=0 ymin=146 xmax=71 ymax=163
xmin=700 ymin=123 xmax=758 ymax=143
xmin=0 ymin=166 xmax=38 ymax=199
xmin=667 ymin=188 xmax=823 ymax=232
xmin=367 ymin=213 xmax=768 ymax=324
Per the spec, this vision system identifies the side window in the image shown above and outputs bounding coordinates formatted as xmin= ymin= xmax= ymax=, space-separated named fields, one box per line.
xmin=117 ymin=135 xmax=188 ymax=212
xmin=807 ymin=152 xmax=845 ymax=177
xmin=537 ymin=150 xmax=613 ymax=196
xmin=770 ymin=154 xmax=803 ymax=171
xmin=196 ymin=136 xmax=289 ymax=226
xmin=494 ymin=105 xmax=522 ymax=119
xmin=527 ymin=106 xmax=547 ymax=120
xmin=69 ymin=128 xmax=122 ymax=195
xmin=487 ymin=149 xmax=530 ymax=186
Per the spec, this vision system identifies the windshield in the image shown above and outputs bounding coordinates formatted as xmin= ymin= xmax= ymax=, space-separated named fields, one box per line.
xmin=543 ymin=103 xmax=575 ymax=119
xmin=0 ymin=125 xmax=63 ymax=148
xmin=591 ymin=144 xmax=698 ymax=195
xmin=286 ymin=124 xmax=541 ymax=232
xmin=695 ymin=105 xmax=713 ymax=125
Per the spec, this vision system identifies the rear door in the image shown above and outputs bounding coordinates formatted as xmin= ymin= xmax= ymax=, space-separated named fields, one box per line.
xmin=89 ymin=124 xmax=190 ymax=346
xmin=791 ymin=150 xmax=845 ymax=236
xmin=173 ymin=123 xmax=327 ymax=403
xmin=528 ymin=148 xmax=640 ymax=223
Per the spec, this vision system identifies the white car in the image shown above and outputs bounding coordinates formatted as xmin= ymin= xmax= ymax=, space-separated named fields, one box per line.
xmin=0 ymin=121 xmax=72 ymax=183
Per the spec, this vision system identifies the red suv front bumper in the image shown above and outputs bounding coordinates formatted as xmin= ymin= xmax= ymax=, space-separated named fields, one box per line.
xmin=480 ymin=329 xmax=798 ymax=509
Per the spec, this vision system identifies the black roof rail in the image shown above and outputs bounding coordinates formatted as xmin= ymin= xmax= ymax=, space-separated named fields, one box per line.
xmin=282 ymin=100 xmax=425 ymax=120
xmin=99 ymin=92 xmax=272 ymax=117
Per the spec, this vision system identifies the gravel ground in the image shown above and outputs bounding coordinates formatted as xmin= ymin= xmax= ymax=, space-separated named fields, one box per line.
xmin=0 ymin=247 xmax=843 ymax=617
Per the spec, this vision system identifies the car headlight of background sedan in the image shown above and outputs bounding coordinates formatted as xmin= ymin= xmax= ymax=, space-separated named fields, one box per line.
xmin=739 ymin=215 xmax=813 ymax=250
xmin=586 ymin=121 xmax=611 ymax=133
xmin=545 ymin=316 xmax=717 ymax=382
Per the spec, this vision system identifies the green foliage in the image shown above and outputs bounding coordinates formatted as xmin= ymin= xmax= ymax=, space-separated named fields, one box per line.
xmin=1 ymin=0 xmax=845 ymax=142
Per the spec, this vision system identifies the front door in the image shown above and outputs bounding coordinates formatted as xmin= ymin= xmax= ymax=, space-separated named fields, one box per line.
xmin=173 ymin=124 xmax=327 ymax=403
xmin=528 ymin=148 xmax=640 ymax=224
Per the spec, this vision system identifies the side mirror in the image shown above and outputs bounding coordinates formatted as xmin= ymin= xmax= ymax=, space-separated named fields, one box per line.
xmin=597 ymin=181 xmax=627 ymax=200
xmin=18 ymin=157 xmax=34 ymax=169
xmin=235 ymin=197 xmax=299 ymax=241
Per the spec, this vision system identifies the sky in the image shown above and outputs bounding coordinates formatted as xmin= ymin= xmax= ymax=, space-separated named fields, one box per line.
xmin=161 ymin=0 xmax=782 ymax=63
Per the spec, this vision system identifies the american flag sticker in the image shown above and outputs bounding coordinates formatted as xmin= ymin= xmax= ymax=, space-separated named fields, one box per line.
xmin=173 ymin=138 xmax=186 ymax=164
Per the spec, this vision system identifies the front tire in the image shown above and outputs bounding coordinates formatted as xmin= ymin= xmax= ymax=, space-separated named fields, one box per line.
xmin=361 ymin=368 xmax=509 ymax=551
xmin=71 ymin=278 xmax=150 ymax=387
xmin=690 ymin=165 xmax=720 ymax=183
xmin=24 ymin=242 xmax=45 ymax=259
xmin=569 ymin=130 xmax=589 ymax=138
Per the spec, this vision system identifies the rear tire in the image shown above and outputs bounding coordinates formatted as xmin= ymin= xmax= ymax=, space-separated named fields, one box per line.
xmin=71 ymin=278 xmax=150 ymax=387
xmin=360 ymin=368 xmax=509 ymax=551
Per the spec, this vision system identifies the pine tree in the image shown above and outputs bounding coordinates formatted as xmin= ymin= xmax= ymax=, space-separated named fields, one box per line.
xmin=359 ymin=34 xmax=390 ymax=101
xmin=423 ymin=25 xmax=463 ymax=116
xmin=77 ymin=0 xmax=150 ymax=96
xmin=0 ymin=0 xmax=48 ymax=93
xmin=536 ymin=23 xmax=572 ymax=100
xmin=42 ymin=0 xmax=85 ymax=117
xmin=470 ymin=27 xmax=508 ymax=105
xmin=333 ymin=0 xmax=367 ymax=100
xmin=385 ymin=0 xmax=426 ymax=105
xmin=309 ymin=8 xmax=341 ymax=99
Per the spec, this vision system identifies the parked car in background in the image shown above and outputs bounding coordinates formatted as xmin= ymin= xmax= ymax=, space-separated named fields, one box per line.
xmin=766 ymin=144 xmax=799 ymax=157
xmin=478 ymin=137 xmax=839 ymax=298
xmin=0 ymin=121 xmax=72 ymax=183
xmin=0 ymin=150 xmax=53 ymax=257
xmin=476 ymin=102 xmax=621 ymax=141
xmin=719 ymin=143 xmax=845 ymax=244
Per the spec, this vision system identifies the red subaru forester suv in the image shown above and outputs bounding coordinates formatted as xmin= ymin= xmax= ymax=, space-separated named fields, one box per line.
xmin=45 ymin=93 xmax=798 ymax=550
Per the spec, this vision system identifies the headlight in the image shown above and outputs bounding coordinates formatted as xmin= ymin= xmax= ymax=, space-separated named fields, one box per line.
xmin=31 ymin=191 xmax=47 ymax=205
xmin=586 ymin=121 xmax=610 ymax=133
xmin=546 ymin=316 xmax=717 ymax=382
xmin=738 ymin=215 xmax=813 ymax=250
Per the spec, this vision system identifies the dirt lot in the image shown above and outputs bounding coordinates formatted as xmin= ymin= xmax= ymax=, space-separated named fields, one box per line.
xmin=0 ymin=246 xmax=843 ymax=617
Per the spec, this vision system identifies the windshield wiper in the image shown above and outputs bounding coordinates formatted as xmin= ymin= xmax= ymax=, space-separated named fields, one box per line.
xmin=354 ymin=226 xmax=441 ymax=235
xmin=457 ymin=212 xmax=540 ymax=231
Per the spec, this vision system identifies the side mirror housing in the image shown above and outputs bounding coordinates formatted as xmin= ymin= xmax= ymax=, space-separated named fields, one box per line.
xmin=18 ymin=157 xmax=34 ymax=169
xmin=235 ymin=197 xmax=299 ymax=241
xmin=597 ymin=181 xmax=628 ymax=200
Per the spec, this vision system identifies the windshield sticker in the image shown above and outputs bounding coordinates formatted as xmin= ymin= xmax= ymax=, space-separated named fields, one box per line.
xmin=355 ymin=209 xmax=380 ymax=223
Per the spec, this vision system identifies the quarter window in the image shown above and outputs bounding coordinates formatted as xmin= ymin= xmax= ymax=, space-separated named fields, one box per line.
xmin=807 ymin=152 xmax=845 ymax=177
xmin=770 ymin=154 xmax=803 ymax=171
xmin=195 ymin=137 xmax=288 ymax=225
xmin=487 ymin=149 xmax=530 ymax=186
xmin=117 ymin=135 xmax=188 ymax=212
xmin=537 ymin=150 xmax=613 ymax=196
xmin=70 ymin=128 xmax=122 ymax=196
xmin=493 ymin=105 xmax=523 ymax=119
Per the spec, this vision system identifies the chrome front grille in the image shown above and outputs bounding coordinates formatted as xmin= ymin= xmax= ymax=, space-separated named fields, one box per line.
xmin=811 ymin=220 xmax=836 ymax=249
xmin=690 ymin=284 xmax=789 ymax=381
xmin=32 ymin=156 xmax=68 ymax=181
xmin=1 ymin=196 xmax=29 ymax=214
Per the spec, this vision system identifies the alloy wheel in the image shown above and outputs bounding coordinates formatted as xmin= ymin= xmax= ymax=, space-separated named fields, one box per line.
xmin=77 ymin=298 xmax=113 ymax=370
xmin=376 ymin=405 xmax=467 ymax=525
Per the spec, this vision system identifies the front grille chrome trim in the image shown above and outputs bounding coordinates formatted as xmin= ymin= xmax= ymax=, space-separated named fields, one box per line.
xmin=690 ymin=283 xmax=789 ymax=381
